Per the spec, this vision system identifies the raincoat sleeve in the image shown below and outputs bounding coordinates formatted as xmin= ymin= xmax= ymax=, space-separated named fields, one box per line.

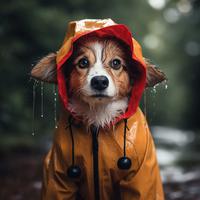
xmin=41 ymin=143 xmax=78 ymax=200
xmin=119 ymin=125 xmax=164 ymax=200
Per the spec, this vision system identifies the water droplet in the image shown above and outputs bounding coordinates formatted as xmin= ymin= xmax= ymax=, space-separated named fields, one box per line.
xmin=41 ymin=81 xmax=44 ymax=118
xmin=163 ymin=80 xmax=168 ymax=90
xmin=32 ymin=80 xmax=38 ymax=136
xmin=53 ymin=84 xmax=58 ymax=129
xmin=153 ymin=86 xmax=157 ymax=93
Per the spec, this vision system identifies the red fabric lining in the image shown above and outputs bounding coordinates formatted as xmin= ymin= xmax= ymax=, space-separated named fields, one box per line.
xmin=57 ymin=24 xmax=146 ymax=123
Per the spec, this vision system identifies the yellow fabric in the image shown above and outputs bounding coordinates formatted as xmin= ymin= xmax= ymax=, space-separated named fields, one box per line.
xmin=41 ymin=108 xmax=164 ymax=200
xmin=56 ymin=19 xmax=117 ymax=65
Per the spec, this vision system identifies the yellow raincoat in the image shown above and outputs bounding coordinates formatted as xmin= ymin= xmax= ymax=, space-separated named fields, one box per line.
xmin=41 ymin=19 xmax=164 ymax=200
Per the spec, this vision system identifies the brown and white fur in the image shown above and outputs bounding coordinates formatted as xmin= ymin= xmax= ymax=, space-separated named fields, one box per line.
xmin=31 ymin=37 xmax=166 ymax=128
xmin=66 ymin=37 xmax=132 ymax=127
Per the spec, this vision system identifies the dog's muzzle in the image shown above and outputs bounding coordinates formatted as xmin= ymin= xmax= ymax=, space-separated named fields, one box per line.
xmin=91 ymin=76 xmax=109 ymax=91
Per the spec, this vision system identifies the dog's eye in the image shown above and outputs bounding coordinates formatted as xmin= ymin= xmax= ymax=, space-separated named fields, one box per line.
xmin=78 ymin=57 xmax=89 ymax=68
xmin=110 ymin=59 xmax=121 ymax=70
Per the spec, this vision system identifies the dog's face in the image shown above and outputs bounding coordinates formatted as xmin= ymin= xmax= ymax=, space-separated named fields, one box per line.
xmin=66 ymin=37 xmax=132 ymax=105
xmin=31 ymin=37 xmax=166 ymax=103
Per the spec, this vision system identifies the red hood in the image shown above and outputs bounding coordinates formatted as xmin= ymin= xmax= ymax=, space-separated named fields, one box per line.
xmin=56 ymin=19 xmax=146 ymax=124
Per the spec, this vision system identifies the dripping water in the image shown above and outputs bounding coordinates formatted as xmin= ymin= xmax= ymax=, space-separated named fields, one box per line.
xmin=53 ymin=84 xmax=58 ymax=128
xmin=152 ymin=85 xmax=157 ymax=94
xmin=41 ymin=81 xmax=44 ymax=118
xmin=151 ymin=80 xmax=168 ymax=94
xmin=164 ymin=80 xmax=168 ymax=90
xmin=32 ymin=80 xmax=38 ymax=136
xmin=145 ymin=80 xmax=168 ymax=125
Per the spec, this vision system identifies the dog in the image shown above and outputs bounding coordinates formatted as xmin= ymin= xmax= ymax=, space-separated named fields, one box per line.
xmin=31 ymin=19 xmax=165 ymax=200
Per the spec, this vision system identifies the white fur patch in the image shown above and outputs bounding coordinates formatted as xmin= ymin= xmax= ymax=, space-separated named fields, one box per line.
xmin=82 ymin=42 xmax=117 ymax=97
xmin=68 ymin=97 xmax=128 ymax=128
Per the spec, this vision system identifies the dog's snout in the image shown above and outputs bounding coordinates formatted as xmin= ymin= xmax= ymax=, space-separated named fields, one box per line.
xmin=91 ymin=76 xmax=109 ymax=91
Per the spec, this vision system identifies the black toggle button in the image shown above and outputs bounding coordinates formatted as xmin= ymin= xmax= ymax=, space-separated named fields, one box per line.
xmin=67 ymin=165 xmax=81 ymax=178
xmin=117 ymin=157 xmax=132 ymax=170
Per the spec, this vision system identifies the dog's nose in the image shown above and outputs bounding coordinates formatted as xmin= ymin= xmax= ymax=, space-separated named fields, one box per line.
xmin=91 ymin=76 xmax=109 ymax=91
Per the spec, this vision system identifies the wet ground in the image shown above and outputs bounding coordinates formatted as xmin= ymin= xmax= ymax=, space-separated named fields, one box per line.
xmin=154 ymin=126 xmax=200 ymax=200
xmin=0 ymin=152 xmax=43 ymax=200
xmin=0 ymin=126 xmax=200 ymax=200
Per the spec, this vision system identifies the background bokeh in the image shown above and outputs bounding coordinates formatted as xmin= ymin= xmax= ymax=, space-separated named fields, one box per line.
xmin=0 ymin=0 xmax=200 ymax=199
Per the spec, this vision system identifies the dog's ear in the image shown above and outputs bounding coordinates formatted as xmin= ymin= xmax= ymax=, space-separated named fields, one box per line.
xmin=31 ymin=53 xmax=57 ymax=83
xmin=145 ymin=59 xmax=167 ymax=87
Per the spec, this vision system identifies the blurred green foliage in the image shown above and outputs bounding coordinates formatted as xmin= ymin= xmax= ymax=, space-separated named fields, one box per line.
xmin=0 ymin=0 xmax=200 ymax=145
